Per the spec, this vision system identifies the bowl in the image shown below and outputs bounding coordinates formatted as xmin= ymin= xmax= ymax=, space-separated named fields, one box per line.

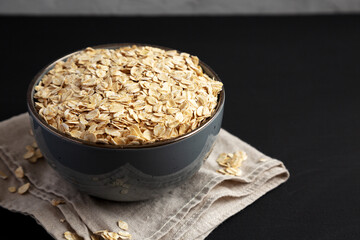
xmin=26 ymin=43 xmax=225 ymax=201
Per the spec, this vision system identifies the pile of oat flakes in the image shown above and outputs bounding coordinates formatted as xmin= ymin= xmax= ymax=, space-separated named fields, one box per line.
xmin=34 ymin=45 xmax=223 ymax=145
xmin=216 ymin=151 xmax=248 ymax=176
xmin=0 ymin=136 xmax=44 ymax=195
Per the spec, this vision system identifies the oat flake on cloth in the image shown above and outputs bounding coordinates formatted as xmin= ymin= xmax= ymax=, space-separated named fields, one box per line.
xmin=0 ymin=113 xmax=289 ymax=240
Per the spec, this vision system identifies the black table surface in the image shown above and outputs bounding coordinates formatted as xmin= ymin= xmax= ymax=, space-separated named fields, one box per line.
xmin=0 ymin=15 xmax=359 ymax=239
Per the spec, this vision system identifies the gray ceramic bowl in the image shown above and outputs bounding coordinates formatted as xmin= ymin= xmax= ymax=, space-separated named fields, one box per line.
xmin=27 ymin=43 xmax=225 ymax=201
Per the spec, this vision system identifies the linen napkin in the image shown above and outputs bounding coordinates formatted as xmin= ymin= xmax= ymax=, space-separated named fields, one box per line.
xmin=0 ymin=113 xmax=289 ymax=240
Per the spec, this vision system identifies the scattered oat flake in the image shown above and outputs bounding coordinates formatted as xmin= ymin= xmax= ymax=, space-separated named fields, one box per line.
xmin=32 ymin=141 xmax=38 ymax=148
xmin=259 ymin=158 xmax=268 ymax=162
xmin=23 ymin=148 xmax=35 ymax=159
xmin=51 ymin=199 xmax=65 ymax=206
xmin=35 ymin=148 xmax=43 ymax=158
xmin=117 ymin=220 xmax=129 ymax=231
xmin=25 ymin=145 xmax=34 ymax=152
xmin=0 ymin=170 xmax=8 ymax=180
xmin=93 ymin=221 xmax=132 ymax=240
xmin=15 ymin=166 xmax=24 ymax=178
xmin=94 ymin=230 xmax=118 ymax=240
xmin=8 ymin=186 xmax=17 ymax=193
xmin=60 ymin=218 xmax=66 ymax=223
xmin=28 ymin=155 xmax=38 ymax=163
xmin=236 ymin=169 xmax=243 ymax=176
xmin=64 ymin=231 xmax=83 ymax=240
xmin=225 ymin=167 xmax=239 ymax=175
xmin=23 ymin=143 xmax=43 ymax=163
xmin=118 ymin=229 xmax=132 ymax=239
xmin=18 ymin=182 xmax=30 ymax=194
xmin=105 ymin=231 xmax=120 ymax=240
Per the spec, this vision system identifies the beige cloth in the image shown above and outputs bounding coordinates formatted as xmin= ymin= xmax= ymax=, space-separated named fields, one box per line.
xmin=0 ymin=113 xmax=289 ymax=240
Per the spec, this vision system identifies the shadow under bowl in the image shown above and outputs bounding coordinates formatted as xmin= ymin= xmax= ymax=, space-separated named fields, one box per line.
xmin=26 ymin=43 xmax=225 ymax=201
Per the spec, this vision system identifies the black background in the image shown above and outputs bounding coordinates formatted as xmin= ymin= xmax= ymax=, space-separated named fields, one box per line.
xmin=0 ymin=16 xmax=360 ymax=239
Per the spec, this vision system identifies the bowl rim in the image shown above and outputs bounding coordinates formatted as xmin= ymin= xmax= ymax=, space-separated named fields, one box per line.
xmin=27 ymin=43 xmax=225 ymax=149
